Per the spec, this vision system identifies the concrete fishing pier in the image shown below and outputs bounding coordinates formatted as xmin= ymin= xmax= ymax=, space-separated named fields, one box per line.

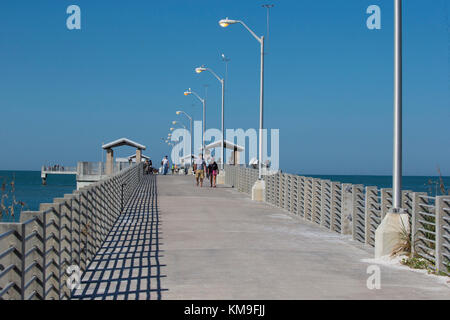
xmin=2 ymin=163 xmax=449 ymax=300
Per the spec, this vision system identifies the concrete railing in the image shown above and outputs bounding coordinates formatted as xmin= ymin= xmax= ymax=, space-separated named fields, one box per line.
xmin=225 ymin=165 xmax=450 ymax=275
xmin=77 ymin=161 xmax=131 ymax=177
xmin=0 ymin=163 xmax=144 ymax=300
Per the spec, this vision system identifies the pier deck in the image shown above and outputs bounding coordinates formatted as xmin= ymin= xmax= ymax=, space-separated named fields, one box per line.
xmin=73 ymin=175 xmax=450 ymax=300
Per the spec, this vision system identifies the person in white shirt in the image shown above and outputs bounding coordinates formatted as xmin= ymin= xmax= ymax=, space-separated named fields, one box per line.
xmin=194 ymin=153 xmax=206 ymax=187
xmin=161 ymin=156 xmax=169 ymax=175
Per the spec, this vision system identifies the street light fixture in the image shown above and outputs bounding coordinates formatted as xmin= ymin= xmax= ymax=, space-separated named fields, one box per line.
xmin=172 ymin=121 xmax=187 ymax=129
xmin=195 ymin=67 xmax=207 ymax=74
xmin=195 ymin=65 xmax=226 ymax=170
xmin=219 ymin=18 xmax=239 ymax=28
xmin=219 ymin=17 xmax=265 ymax=181
xmin=184 ymin=88 xmax=206 ymax=154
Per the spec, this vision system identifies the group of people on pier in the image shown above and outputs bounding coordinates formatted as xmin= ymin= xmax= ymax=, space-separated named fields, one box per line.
xmin=44 ymin=164 xmax=66 ymax=172
xmin=159 ymin=154 xmax=219 ymax=188
xmin=193 ymin=153 xmax=219 ymax=188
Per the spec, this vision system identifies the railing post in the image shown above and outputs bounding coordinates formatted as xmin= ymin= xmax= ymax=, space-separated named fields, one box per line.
xmin=340 ymin=184 xmax=353 ymax=235
xmin=330 ymin=182 xmax=340 ymax=232
xmin=282 ymin=174 xmax=287 ymax=209
xmin=276 ymin=173 xmax=282 ymax=208
xmin=311 ymin=179 xmax=320 ymax=224
xmin=435 ymin=196 xmax=450 ymax=273
xmin=304 ymin=178 xmax=312 ymax=221
xmin=79 ymin=190 xmax=88 ymax=272
xmin=290 ymin=175 xmax=298 ymax=214
xmin=42 ymin=205 xmax=61 ymax=300
xmin=0 ymin=224 xmax=22 ymax=300
xmin=352 ymin=185 xmax=365 ymax=242
xmin=380 ymin=188 xmax=392 ymax=219
xmin=121 ymin=183 xmax=126 ymax=213
xmin=71 ymin=192 xmax=82 ymax=271
xmin=20 ymin=211 xmax=45 ymax=300
xmin=269 ymin=174 xmax=275 ymax=205
xmin=320 ymin=180 xmax=331 ymax=228
xmin=364 ymin=187 xmax=378 ymax=246
xmin=53 ymin=200 xmax=71 ymax=299
xmin=285 ymin=174 xmax=291 ymax=211
xmin=296 ymin=177 xmax=304 ymax=218
xmin=411 ymin=192 xmax=426 ymax=257
xmin=86 ymin=190 xmax=95 ymax=262
xmin=402 ymin=191 xmax=413 ymax=213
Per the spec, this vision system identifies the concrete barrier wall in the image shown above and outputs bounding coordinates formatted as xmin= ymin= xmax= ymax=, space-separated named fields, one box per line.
xmin=0 ymin=163 xmax=144 ymax=300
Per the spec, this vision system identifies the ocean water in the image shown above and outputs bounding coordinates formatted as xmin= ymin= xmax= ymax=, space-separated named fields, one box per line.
xmin=0 ymin=171 xmax=76 ymax=222
xmin=0 ymin=170 xmax=449 ymax=223
xmin=302 ymin=174 xmax=450 ymax=196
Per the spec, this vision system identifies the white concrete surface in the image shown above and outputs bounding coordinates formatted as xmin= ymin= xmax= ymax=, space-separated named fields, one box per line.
xmin=158 ymin=175 xmax=450 ymax=300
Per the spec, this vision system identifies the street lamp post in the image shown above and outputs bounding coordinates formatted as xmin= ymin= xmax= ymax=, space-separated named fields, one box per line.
xmin=184 ymin=88 xmax=206 ymax=155
xmin=195 ymin=66 xmax=225 ymax=170
xmin=374 ymin=0 xmax=407 ymax=259
xmin=393 ymin=0 xmax=402 ymax=212
xmin=176 ymin=110 xmax=193 ymax=168
xmin=219 ymin=18 xmax=265 ymax=180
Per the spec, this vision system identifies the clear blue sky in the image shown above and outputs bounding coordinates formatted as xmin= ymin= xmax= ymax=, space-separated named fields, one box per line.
xmin=0 ymin=0 xmax=449 ymax=175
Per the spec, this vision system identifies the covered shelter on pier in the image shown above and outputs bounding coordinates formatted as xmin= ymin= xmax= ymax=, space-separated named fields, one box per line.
xmin=203 ymin=140 xmax=244 ymax=165
xmin=180 ymin=154 xmax=198 ymax=167
xmin=127 ymin=154 xmax=150 ymax=163
xmin=102 ymin=138 xmax=146 ymax=175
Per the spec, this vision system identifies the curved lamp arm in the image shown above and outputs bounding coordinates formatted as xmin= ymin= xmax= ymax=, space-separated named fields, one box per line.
xmin=237 ymin=20 xmax=263 ymax=44
xmin=176 ymin=110 xmax=192 ymax=121
xmin=190 ymin=90 xmax=205 ymax=104
xmin=206 ymin=68 xmax=224 ymax=84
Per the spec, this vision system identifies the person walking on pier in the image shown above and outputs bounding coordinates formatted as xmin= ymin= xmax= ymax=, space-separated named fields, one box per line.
xmin=144 ymin=159 xmax=150 ymax=175
xmin=162 ymin=156 xmax=169 ymax=175
xmin=208 ymin=157 xmax=219 ymax=188
xmin=194 ymin=153 xmax=206 ymax=187
xmin=205 ymin=157 xmax=210 ymax=181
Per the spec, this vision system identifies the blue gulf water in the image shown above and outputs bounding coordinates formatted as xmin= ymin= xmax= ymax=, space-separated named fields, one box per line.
xmin=0 ymin=171 xmax=76 ymax=222
xmin=0 ymin=170 xmax=448 ymax=223
xmin=302 ymin=174 xmax=450 ymax=197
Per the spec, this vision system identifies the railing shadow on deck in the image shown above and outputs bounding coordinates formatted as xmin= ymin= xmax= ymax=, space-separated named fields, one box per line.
xmin=70 ymin=175 xmax=168 ymax=300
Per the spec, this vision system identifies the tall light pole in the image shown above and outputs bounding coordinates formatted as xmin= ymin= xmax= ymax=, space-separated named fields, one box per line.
xmin=195 ymin=66 xmax=225 ymax=169
xmin=393 ymin=0 xmax=402 ymax=212
xmin=221 ymin=54 xmax=230 ymax=82
xmin=176 ymin=110 xmax=193 ymax=168
xmin=375 ymin=0 xmax=406 ymax=259
xmin=184 ymin=88 xmax=206 ymax=155
xmin=262 ymin=4 xmax=274 ymax=54
xmin=219 ymin=18 xmax=265 ymax=180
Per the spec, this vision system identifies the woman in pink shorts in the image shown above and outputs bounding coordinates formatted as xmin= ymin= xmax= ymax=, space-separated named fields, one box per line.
xmin=209 ymin=158 xmax=219 ymax=188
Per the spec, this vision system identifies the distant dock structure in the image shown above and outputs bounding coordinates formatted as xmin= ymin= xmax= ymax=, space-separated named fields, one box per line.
xmin=41 ymin=165 xmax=77 ymax=185
xmin=41 ymin=138 xmax=147 ymax=189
